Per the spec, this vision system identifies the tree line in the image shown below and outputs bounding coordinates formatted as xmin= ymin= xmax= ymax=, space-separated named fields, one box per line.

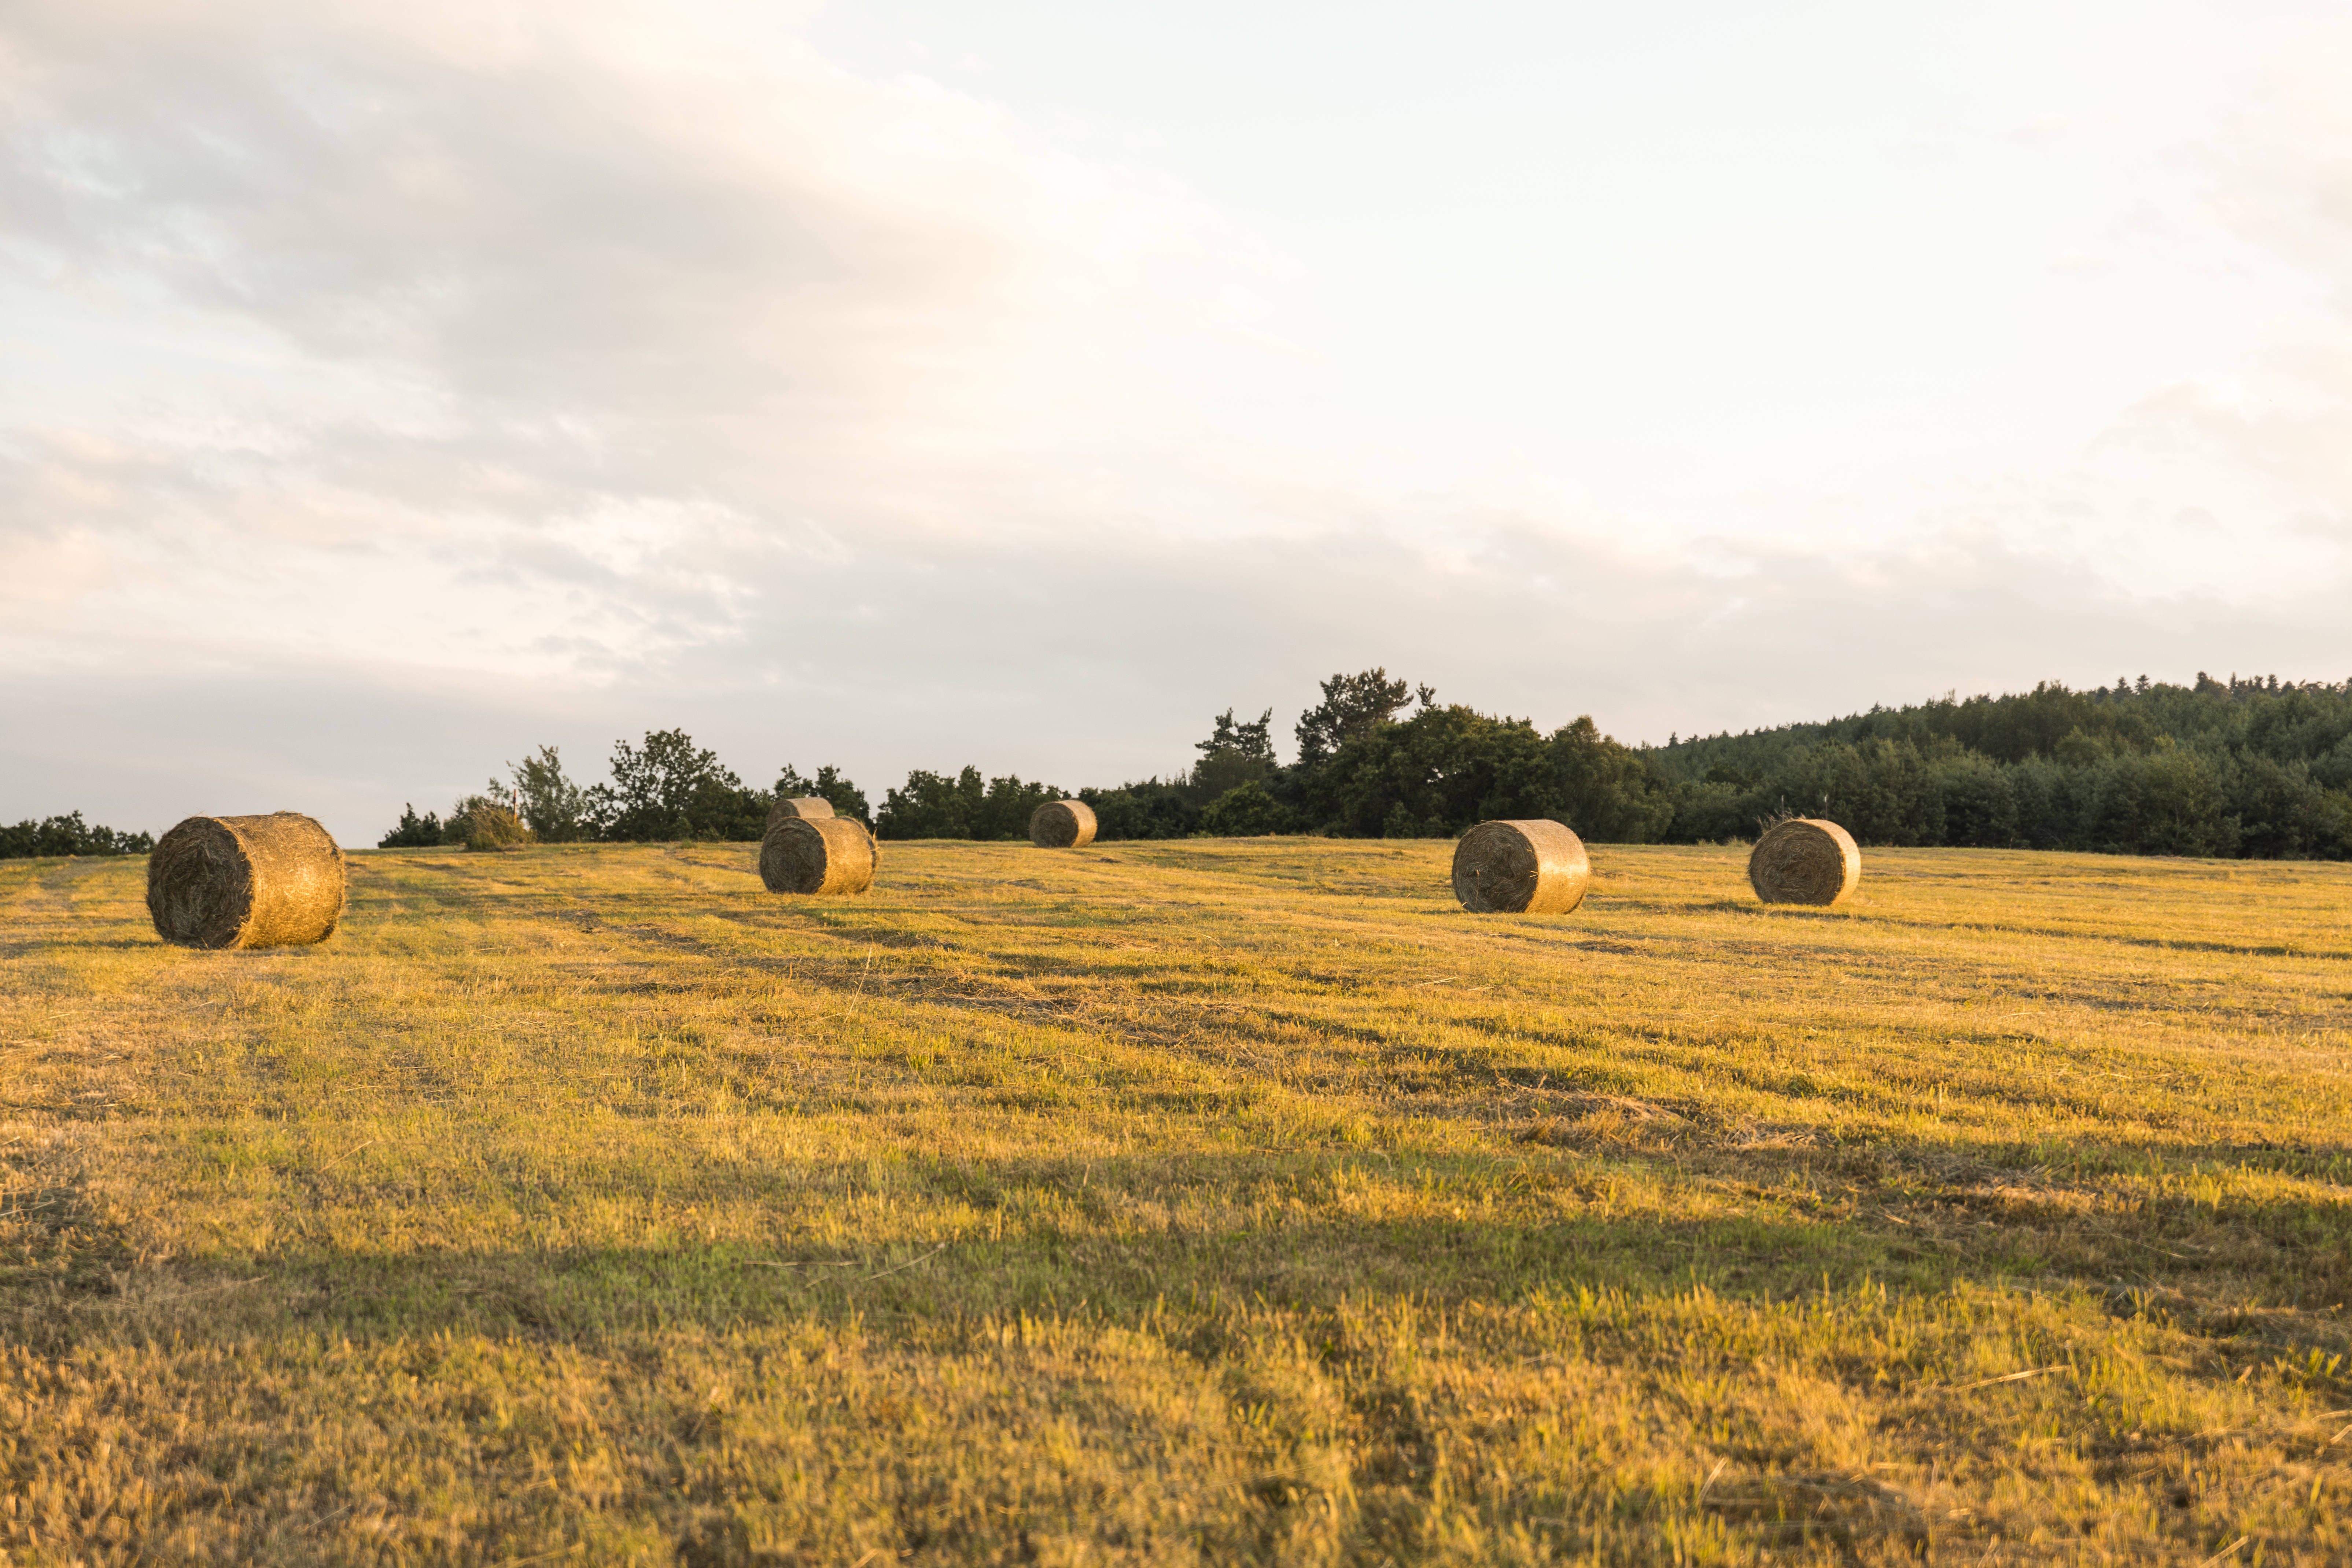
xmin=1647 ymin=673 xmax=2352 ymax=858
xmin=16 ymin=665 xmax=2341 ymax=860
xmin=374 ymin=669 xmax=1673 ymax=851
xmin=0 ymin=813 xmax=155 ymax=859
xmin=372 ymin=667 xmax=2352 ymax=860
xmin=379 ymin=738 xmax=870 ymax=847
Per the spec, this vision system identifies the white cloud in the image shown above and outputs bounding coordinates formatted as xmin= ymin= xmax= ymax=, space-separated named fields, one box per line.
xmin=0 ymin=0 xmax=1292 ymax=677
xmin=0 ymin=0 xmax=2348 ymax=836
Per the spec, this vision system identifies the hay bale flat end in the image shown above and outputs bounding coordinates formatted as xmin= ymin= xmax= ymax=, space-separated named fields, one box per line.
xmin=760 ymin=815 xmax=877 ymax=895
xmin=1748 ymin=818 xmax=1861 ymax=905
xmin=1451 ymin=819 xmax=1590 ymax=914
xmin=1029 ymin=800 xmax=1098 ymax=849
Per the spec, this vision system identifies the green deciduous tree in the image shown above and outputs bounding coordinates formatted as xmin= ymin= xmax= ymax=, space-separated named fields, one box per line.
xmin=1078 ymin=778 xmax=1199 ymax=841
xmin=1932 ymin=756 xmax=2019 ymax=848
xmin=1297 ymin=704 xmax=1556 ymax=838
xmin=1193 ymin=708 xmax=1278 ymax=799
xmin=507 ymin=745 xmax=589 ymax=842
xmin=1549 ymin=717 xmax=1675 ymax=842
xmin=875 ymin=768 xmax=1061 ymax=841
xmin=588 ymin=729 xmax=766 ymax=841
xmin=1293 ymin=669 xmax=1422 ymax=768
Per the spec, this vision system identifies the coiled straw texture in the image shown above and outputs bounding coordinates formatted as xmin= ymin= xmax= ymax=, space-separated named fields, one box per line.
xmin=1748 ymin=818 xmax=1861 ymax=905
xmin=760 ymin=816 xmax=877 ymax=896
xmin=1450 ymin=819 xmax=1590 ymax=914
xmin=765 ymin=796 xmax=835 ymax=833
xmin=147 ymin=812 xmax=347 ymax=949
xmin=1029 ymin=800 xmax=1098 ymax=849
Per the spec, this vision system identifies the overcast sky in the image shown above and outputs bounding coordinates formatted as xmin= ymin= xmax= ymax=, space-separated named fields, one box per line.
xmin=4 ymin=0 xmax=2348 ymax=840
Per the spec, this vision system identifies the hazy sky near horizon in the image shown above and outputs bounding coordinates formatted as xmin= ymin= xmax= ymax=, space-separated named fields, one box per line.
xmin=4 ymin=0 xmax=2349 ymax=838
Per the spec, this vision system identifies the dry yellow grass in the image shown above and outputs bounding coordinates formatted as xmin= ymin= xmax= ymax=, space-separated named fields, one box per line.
xmin=3 ymin=840 xmax=2350 ymax=1565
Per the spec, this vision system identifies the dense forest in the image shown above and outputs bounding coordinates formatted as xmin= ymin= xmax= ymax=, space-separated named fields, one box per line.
xmin=1066 ymin=669 xmax=2352 ymax=858
xmin=9 ymin=668 xmax=2346 ymax=861
xmin=378 ymin=667 xmax=2352 ymax=860
xmin=1647 ymin=672 xmax=2352 ymax=858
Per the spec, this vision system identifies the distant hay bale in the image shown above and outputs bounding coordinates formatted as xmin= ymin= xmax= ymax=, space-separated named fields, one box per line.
xmin=1451 ymin=819 xmax=1590 ymax=915
xmin=1748 ymin=818 xmax=1861 ymax=905
xmin=760 ymin=815 xmax=877 ymax=896
xmin=765 ymin=796 xmax=835 ymax=833
xmin=1029 ymin=800 xmax=1097 ymax=849
xmin=146 ymin=812 xmax=347 ymax=950
xmin=464 ymin=804 xmax=530 ymax=852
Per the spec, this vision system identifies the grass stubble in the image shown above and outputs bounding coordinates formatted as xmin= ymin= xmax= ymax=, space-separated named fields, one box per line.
xmin=2 ymin=839 xmax=2349 ymax=1565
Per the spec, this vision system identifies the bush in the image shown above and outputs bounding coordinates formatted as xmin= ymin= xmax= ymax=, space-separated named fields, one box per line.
xmin=461 ymin=803 xmax=532 ymax=852
xmin=377 ymin=804 xmax=447 ymax=848
xmin=1200 ymin=781 xmax=1295 ymax=837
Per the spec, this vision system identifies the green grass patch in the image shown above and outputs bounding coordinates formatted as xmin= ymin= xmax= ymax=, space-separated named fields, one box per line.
xmin=4 ymin=841 xmax=2350 ymax=1563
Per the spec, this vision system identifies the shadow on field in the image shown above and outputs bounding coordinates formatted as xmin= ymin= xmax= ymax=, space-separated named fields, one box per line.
xmin=11 ymin=1132 xmax=2348 ymax=1566
xmin=1690 ymin=895 xmax=2352 ymax=960
xmin=15 ymin=1138 xmax=2348 ymax=1379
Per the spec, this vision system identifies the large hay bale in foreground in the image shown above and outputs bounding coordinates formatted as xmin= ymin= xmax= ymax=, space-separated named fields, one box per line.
xmin=1451 ymin=819 xmax=1590 ymax=914
xmin=765 ymin=796 xmax=835 ymax=833
xmin=760 ymin=815 xmax=877 ymax=896
xmin=147 ymin=812 xmax=347 ymax=949
xmin=1029 ymin=800 xmax=1097 ymax=849
xmin=1748 ymin=818 xmax=1861 ymax=905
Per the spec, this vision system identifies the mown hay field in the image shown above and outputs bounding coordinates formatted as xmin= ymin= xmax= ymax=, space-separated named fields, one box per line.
xmin=3 ymin=840 xmax=2351 ymax=1565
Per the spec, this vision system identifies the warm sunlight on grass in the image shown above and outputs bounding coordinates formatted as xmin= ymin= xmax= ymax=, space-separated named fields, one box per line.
xmin=4 ymin=840 xmax=2350 ymax=1564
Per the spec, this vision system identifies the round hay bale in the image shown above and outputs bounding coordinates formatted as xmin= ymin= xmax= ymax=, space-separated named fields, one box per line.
xmin=1029 ymin=799 xmax=1097 ymax=849
xmin=765 ymin=795 xmax=835 ymax=833
xmin=1748 ymin=818 xmax=1861 ymax=905
xmin=760 ymin=815 xmax=877 ymax=896
xmin=1451 ymin=819 xmax=1590 ymax=915
xmin=146 ymin=812 xmax=347 ymax=950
